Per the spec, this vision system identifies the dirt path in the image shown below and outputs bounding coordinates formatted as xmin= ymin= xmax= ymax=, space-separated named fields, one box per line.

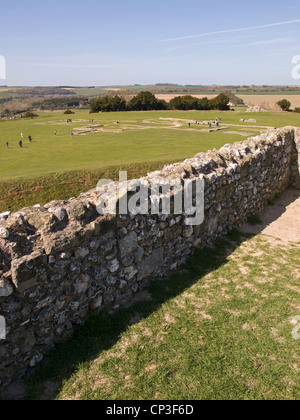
xmin=241 ymin=188 xmax=300 ymax=243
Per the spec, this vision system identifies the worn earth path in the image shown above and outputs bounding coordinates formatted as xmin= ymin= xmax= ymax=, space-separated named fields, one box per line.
xmin=241 ymin=188 xmax=300 ymax=243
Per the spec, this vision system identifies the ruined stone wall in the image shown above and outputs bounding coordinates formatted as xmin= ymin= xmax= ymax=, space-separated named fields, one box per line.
xmin=290 ymin=128 xmax=300 ymax=189
xmin=0 ymin=126 xmax=299 ymax=389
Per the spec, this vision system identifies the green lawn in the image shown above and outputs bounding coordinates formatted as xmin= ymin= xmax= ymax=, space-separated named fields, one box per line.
xmin=0 ymin=109 xmax=299 ymax=212
xmin=25 ymin=231 xmax=300 ymax=400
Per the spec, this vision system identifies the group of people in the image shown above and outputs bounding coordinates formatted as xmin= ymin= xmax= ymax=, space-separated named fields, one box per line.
xmin=5 ymin=117 xmax=78 ymax=150
xmin=205 ymin=117 xmax=222 ymax=127
xmin=188 ymin=117 xmax=223 ymax=129
xmin=5 ymin=133 xmax=33 ymax=149
xmin=54 ymin=128 xmax=74 ymax=138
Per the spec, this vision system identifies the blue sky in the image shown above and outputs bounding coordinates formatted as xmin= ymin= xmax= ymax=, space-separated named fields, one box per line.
xmin=1 ymin=0 xmax=300 ymax=86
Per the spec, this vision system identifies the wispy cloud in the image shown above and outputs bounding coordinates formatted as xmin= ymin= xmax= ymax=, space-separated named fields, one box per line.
xmin=160 ymin=19 xmax=300 ymax=42
xmin=235 ymin=37 xmax=293 ymax=48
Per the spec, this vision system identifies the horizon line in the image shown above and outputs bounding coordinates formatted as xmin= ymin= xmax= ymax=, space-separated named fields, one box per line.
xmin=1 ymin=83 xmax=300 ymax=88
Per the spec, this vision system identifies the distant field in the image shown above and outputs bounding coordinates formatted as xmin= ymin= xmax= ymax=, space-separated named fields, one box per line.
xmin=235 ymin=91 xmax=300 ymax=95
xmin=154 ymin=93 xmax=300 ymax=109
xmin=155 ymin=93 xmax=218 ymax=102
xmin=238 ymin=95 xmax=300 ymax=110
xmin=71 ymin=87 xmax=109 ymax=96
xmin=0 ymin=108 xmax=299 ymax=212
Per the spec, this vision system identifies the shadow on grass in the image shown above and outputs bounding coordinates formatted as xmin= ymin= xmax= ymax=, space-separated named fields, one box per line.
xmin=18 ymin=229 xmax=253 ymax=400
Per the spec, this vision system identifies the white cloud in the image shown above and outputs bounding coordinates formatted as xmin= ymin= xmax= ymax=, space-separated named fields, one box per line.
xmin=160 ymin=19 xmax=300 ymax=43
xmin=236 ymin=37 xmax=293 ymax=47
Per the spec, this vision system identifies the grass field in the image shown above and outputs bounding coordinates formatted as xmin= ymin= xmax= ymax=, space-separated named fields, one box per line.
xmin=24 ymin=231 xmax=300 ymax=400
xmin=0 ymin=109 xmax=300 ymax=212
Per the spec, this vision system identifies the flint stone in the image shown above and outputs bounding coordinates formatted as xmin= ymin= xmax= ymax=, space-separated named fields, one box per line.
xmin=164 ymin=224 xmax=182 ymax=242
xmin=90 ymin=295 xmax=103 ymax=311
xmin=106 ymin=274 xmax=117 ymax=286
xmin=119 ymin=280 xmax=127 ymax=290
xmin=124 ymin=266 xmax=138 ymax=280
xmin=183 ymin=226 xmax=194 ymax=238
xmin=118 ymin=231 xmax=138 ymax=257
xmin=0 ymin=278 xmax=14 ymax=297
xmin=29 ymin=352 xmax=44 ymax=368
xmin=108 ymin=259 xmax=119 ymax=273
xmin=0 ymin=227 xmax=10 ymax=239
xmin=95 ymin=268 xmax=108 ymax=281
xmin=137 ymin=248 xmax=164 ymax=281
xmin=74 ymin=274 xmax=92 ymax=294
xmin=75 ymin=247 xmax=89 ymax=260
xmin=47 ymin=207 xmax=67 ymax=222
xmin=0 ymin=211 xmax=11 ymax=221
xmin=134 ymin=246 xmax=144 ymax=263
xmin=11 ymin=251 xmax=47 ymax=292
xmin=11 ymin=328 xmax=36 ymax=354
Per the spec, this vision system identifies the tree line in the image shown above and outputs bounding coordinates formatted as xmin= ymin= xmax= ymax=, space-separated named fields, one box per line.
xmin=32 ymin=96 xmax=90 ymax=111
xmin=90 ymin=91 xmax=230 ymax=113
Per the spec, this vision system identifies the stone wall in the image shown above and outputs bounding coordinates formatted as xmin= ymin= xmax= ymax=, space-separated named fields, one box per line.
xmin=290 ymin=128 xmax=300 ymax=189
xmin=0 ymin=126 xmax=299 ymax=390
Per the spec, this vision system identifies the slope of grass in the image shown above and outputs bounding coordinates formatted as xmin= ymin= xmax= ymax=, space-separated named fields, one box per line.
xmin=0 ymin=162 xmax=173 ymax=212
xmin=25 ymin=232 xmax=300 ymax=400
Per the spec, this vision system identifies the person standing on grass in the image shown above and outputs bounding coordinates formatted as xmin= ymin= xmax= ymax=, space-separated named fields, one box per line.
xmin=21 ymin=132 xmax=24 ymax=139
xmin=71 ymin=131 xmax=74 ymax=139
xmin=54 ymin=130 xmax=57 ymax=136
xmin=5 ymin=142 xmax=9 ymax=149
xmin=19 ymin=140 xmax=23 ymax=148
xmin=28 ymin=135 xmax=32 ymax=142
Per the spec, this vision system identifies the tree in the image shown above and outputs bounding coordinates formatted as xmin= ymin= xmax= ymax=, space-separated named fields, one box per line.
xmin=90 ymin=97 xmax=103 ymax=113
xmin=169 ymin=96 xmax=184 ymax=110
xmin=198 ymin=97 xmax=211 ymax=110
xmin=156 ymin=99 xmax=169 ymax=110
xmin=209 ymin=93 xmax=230 ymax=111
xmin=23 ymin=111 xmax=39 ymax=118
xmin=90 ymin=95 xmax=127 ymax=113
xmin=169 ymin=95 xmax=204 ymax=110
xmin=108 ymin=95 xmax=127 ymax=112
xmin=277 ymin=99 xmax=291 ymax=112
xmin=128 ymin=91 xmax=158 ymax=111
xmin=180 ymin=95 xmax=200 ymax=110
